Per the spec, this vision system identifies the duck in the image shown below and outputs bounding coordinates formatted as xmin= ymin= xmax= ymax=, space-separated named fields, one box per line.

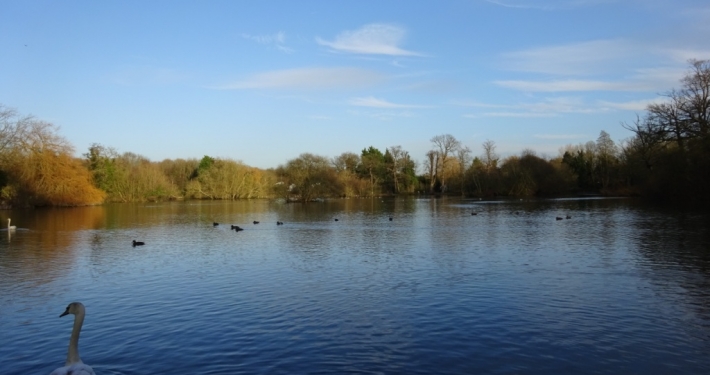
xmin=7 ymin=218 xmax=16 ymax=231
xmin=566 ymin=215 xmax=572 ymax=219
xmin=276 ymin=221 xmax=284 ymax=225
xmin=471 ymin=212 xmax=478 ymax=216
xmin=213 ymin=222 xmax=219 ymax=227
xmin=132 ymin=240 xmax=145 ymax=247
xmin=50 ymin=302 xmax=96 ymax=375
xmin=556 ymin=216 xmax=563 ymax=221
xmin=253 ymin=221 xmax=260 ymax=225
xmin=334 ymin=218 xmax=339 ymax=222
xmin=231 ymin=225 xmax=244 ymax=231
xmin=388 ymin=217 xmax=393 ymax=221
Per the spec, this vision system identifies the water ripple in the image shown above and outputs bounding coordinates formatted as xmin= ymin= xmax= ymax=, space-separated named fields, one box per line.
xmin=1 ymin=199 xmax=710 ymax=374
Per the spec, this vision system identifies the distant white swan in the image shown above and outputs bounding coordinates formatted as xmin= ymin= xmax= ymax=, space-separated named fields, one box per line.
xmin=7 ymin=218 xmax=16 ymax=231
xmin=50 ymin=302 xmax=96 ymax=375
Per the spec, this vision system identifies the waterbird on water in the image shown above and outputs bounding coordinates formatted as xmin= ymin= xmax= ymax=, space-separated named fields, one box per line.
xmin=231 ymin=225 xmax=244 ymax=231
xmin=132 ymin=240 xmax=145 ymax=246
xmin=213 ymin=222 xmax=219 ymax=227
xmin=49 ymin=302 xmax=96 ymax=375
xmin=7 ymin=218 xmax=16 ymax=231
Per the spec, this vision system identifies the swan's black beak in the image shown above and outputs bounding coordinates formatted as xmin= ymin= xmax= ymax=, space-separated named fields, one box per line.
xmin=60 ymin=308 xmax=70 ymax=317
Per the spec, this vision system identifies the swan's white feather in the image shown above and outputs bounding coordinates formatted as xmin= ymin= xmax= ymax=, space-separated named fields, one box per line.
xmin=50 ymin=302 xmax=95 ymax=375
xmin=50 ymin=362 xmax=95 ymax=375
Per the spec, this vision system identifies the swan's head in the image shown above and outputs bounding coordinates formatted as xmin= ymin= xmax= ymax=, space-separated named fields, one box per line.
xmin=60 ymin=302 xmax=85 ymax=317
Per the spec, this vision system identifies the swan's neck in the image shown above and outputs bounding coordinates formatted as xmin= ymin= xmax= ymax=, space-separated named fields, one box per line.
xmin=66 ymin=311 xmax=85 ymax=365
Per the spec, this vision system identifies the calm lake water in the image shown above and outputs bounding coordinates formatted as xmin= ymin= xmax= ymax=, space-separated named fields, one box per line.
xmin=1 ymin=197 xmax=709 ymax=374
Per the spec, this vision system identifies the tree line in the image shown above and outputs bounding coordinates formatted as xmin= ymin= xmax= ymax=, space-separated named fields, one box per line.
xmin=1 ymin=59 xmax=707 ymax=207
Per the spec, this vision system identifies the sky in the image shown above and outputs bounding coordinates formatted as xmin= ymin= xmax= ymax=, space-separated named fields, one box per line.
xmin=2 ymin=0 xmax=709 ymax=170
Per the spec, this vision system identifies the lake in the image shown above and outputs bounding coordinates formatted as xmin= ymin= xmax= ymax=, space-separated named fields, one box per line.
xmin=1 ymin=197 xmax=709 ymax=374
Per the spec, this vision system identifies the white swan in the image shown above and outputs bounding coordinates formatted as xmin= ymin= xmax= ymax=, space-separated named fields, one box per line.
xmin=7 ymin=218 xmax=16 ymax=231
xmin=50 ymin=302 xmax=96 ymax=375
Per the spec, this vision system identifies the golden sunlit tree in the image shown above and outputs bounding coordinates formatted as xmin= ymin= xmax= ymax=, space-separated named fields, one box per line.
xmin=113 ymin=152 xmax=179 ymax=202
xmin=187 ymin=156 xmax=273 ymax=199
xmin=0 ymin=107 xmax=104 ymax=206
xmin=275 ymin=153 xmax=340 ymax=202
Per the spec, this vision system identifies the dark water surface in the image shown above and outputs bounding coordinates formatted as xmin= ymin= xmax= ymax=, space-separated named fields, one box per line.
xmin=1 ymin=198 xmax=709 ymax=374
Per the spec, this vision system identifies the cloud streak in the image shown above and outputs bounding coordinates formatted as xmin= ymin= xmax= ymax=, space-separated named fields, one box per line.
xmin=459 ymin=95 xmax=652 ymax=118
xmin=349 ymin=96 xmax=432 ymax=108
xmin=241 ymin=32 xmax=286 ymax=44
xmin=501 ymin=39 xmax=645 ymax=76
xmin=533 ymin=134 xmax=589 ymax=140
xmin=215 ymin=67 xmax=384 ymax=90
xmin=240 ymin=32 xmax=292 ymax=53
xmin=494 ymin=79 xmax=653 ymax=92
xmin=465 ymin=112 xmax=557 ymax=118
xmin=484 ymin=0 xmax=615 ymax=11
xmin=597 ymin=98 xmax=663 ymax=111
xmin=316 ymin=24 xmax=422 ymax=56
xmin=495 ymin=39 xmax=695 ymax=95
xmin=348 ymin=109 xmax=417 ymax=120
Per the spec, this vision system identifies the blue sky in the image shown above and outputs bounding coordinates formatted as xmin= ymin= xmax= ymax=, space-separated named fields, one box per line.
xmin=2 ymin=0 xmax=709 ymax=170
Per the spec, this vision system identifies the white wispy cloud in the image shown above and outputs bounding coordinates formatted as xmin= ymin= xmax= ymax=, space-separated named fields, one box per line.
xmin=501 ymin=39 xmax=642 ymax=76
xmin=349 ymin=96 xmax=432 ymax=108
xmin=663 ymin=48 xmax=710 ymax=63
xmin=348 ymin=109 xmax=417 ymax=120
xmin=241 ymin=32 xmax=286 ymax=44
xmin=316 ymin=24 xmax=422 ymax=56
xmin=630 ymin=66 xmax=686 ymax=86
xmin=401 ymin=79 xmax=458 ymax=93
xmin=465 ymin=112 xmax=557 ymax=118
xmin=597 ymin=98 xmax=663 ymax=111
xmin=496 ymin=38 xmax=705 ymax=96
xmin=484 ymin=0 xmax=615 ymax=11
xmin=526 ymin=96 xmax=599 ymax=113
xmin=215 ymin=67 xmax=384 ymax=90
xmin=533 ymin=134 xmax=589 ymax=140
xmin=494 ymin=79 xmax=654 ymax=92
xmin=240 ymin=32 xmax=292 ymax=53
xmin=461 ymin=96 xmax=619 ymax=118
xmin=452 ymin=100 xmax=509 ymax=108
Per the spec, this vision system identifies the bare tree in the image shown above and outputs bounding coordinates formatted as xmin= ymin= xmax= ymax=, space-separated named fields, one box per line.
xmin=596 ymin=131 xmax=618 ymax=189
xmin=681 ymin=59 xmax=710 ymax=137
xmin=624 ymin=59 xmax=710 ymax=149
xmin=332 ymin=152 xmax=360 ymax=174
xmin=481 ymin=139 xmax=499 ymax=172
xmin=456 ymin=146 xmax=472 ymax=196
xmin=425 ymin=150 xmax=438 ymax=193
xmin=430 ymin=134 xmax=461 ymax=192
xmin=387 ymin=145 xmax=406 ymax=193
xmin=0 ymin=105 xmax=31 ymax=159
